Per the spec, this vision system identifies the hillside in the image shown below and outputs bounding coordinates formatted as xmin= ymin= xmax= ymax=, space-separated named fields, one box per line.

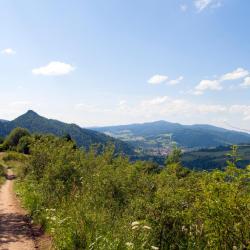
xmin=182 ymin=145 xmax=250 ymax=170
xmin=94 ymin=120 xmax=250 ymax=154
xmin=0 ymin=110 xmax=134 ymax=154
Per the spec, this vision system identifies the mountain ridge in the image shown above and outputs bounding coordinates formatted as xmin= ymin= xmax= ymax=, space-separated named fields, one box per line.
xmin=94 ymin=120 xmax=250 ymax=150
xmin=0 ymin=110 xmax=134 ymax=154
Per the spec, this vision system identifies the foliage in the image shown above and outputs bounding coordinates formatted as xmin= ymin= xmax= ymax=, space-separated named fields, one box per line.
xmin=17 ymin=135 xmax=32 ymax=154
xmin=3 ymin=127 xmax=30 ymax=151
xmin=166 ymin=146 xmax=182 ymax=165
xmin=15 ymin=134 xmax=250 ymax=250
xmin=0 ymin=163 xmax=6 ymax=181
xmin=3 ymin=151 xmax=28 ymax=162
xmin=182 ymin=144 xmax=250 ymax=170
xmin=0 ymin=136 xmax=4 ymax=144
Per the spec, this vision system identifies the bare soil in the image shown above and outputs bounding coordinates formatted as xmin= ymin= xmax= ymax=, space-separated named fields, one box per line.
xmin=0 ymin=168 xmax=51 ymax=250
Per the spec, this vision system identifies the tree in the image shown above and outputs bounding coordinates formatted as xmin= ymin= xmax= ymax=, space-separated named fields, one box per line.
xmin=17 ymin=136 xmax=32 ymax=154
xmin=0 ymin=136 xmax=4 ymax=144
xmin=3 ymin=127 xmax=30 ymax=150
xmin=166 ymin=146 xmax=182 ymax=165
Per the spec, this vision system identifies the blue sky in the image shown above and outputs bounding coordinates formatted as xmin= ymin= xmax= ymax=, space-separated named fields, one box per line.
xmin=0 ymin=0 xmax=250 ymax=129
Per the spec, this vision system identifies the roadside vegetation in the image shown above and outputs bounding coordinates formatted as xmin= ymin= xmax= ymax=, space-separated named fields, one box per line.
xmin=0 ymin=163 xmax=6 ymax=184
xmin=1 ymin=128 xmax=250 ymax=249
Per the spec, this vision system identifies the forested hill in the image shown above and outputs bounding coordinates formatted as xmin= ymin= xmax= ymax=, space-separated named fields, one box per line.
xmin=94 ymin=120 xmax=250 ymax=149
xmin=0 ymin=110 xmax=134 ymax=154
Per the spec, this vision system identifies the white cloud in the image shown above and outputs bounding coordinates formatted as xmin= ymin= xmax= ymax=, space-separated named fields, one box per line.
xmin=168 ymin=76 xmax=184 ymax=85
xmin=194 ymin=80 xmax=222 ymax=95
xmin=1 ymin=48 xmax=16 ymax=55
xmin=32 ymin=61 xmax=75 ymax=76
xmin=71 ymin=96 xmax=250 ymax=127
xmin=180 ymin=4 xmax=188 ymax=12
xmin=139 ymin=96 xmax=227 ymax=117
xmin=194 ymin=0 xmax=221 ymax=12
xmin=229 ymin=105 xmax=250 ymax=121
xmin=141 ymin=96 xmax=169 ymax=106
xmin=191 ymin=67 xmax=249 ymax=95
xmin=197 ymin=104 xmax=226 ymax=113
xmin=148 ymin=74 xmax=168 ymax=85
xmin=118 ymin=100 xmax=127 ymax=106
xmin=220 ymin=68 xmax=249 ymax=81
xmin=240 ymin=77 xmax=250 ymax=88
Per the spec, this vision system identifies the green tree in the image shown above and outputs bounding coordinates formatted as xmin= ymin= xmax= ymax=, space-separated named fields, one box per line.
xmin=17 ymin=135 xmax=32 ymax=154
xmin=166 ymin=146 xmax=182 ymax=165
xmin=0 ymin=136 xmax=4 ymax=144
xmin=3 ymin=127 xmax=30 ymax=150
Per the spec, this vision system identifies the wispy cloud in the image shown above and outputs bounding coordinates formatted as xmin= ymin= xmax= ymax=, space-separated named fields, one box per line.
xmin=180 ymin=4 xmax=188 ymax=12
xmin=1 ymin=48 xmax=16 ymax=55
xmin=148 ymin=74 xmax=168 ymax=85
xmin=148 ymin=74 xmax=183 ymax=85
xmin=168 ymin=76 xmax=184 ymax=85
xmin=240 ymin=77 xmax=250 ymax=88
xmin=194 ymin=0 xmax=222 ymax=12
xmin=230 ymin=105 xmax=250 ymax=121
xmin=194 ymin=80 xmax=222 ymax=95
xmin=32 ymin=61 xmax=75 ymax=76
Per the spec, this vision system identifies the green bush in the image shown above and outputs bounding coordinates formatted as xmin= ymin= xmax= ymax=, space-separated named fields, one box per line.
xmin=0 ymin=164 xmax=6 ymax=184
xmin=15 ymin=135 xmax=250 ymax=250
xmin=3 ymin=151 xmax=27 ymax=162
xmin=3 ymin=127 xmax=30 ymax=151
xmin=17 ymin=135 xmax=32 ymax=154
xmin=0 ymin=136 xmax=4 ymax=144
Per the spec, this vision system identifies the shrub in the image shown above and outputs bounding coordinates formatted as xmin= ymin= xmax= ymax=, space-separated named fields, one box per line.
xmin=3 ymin=127 xmax=30 ymax=151
xmin=15 ymin=135 xmax=250 ymax=250
xmin=17 ymin=136 xmax=32 ymax=154
xmin=3 ymin=151 xmax=27 ymax=162
xmin=0 ymin=136 xmax=4 ymax=144
xmin=0 ymin=164 xmax=6 ymax=184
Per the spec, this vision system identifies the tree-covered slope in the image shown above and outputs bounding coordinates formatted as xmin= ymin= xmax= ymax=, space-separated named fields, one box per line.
xmin=0 ymin=110 xmax=134 ymax=154
xmin=94 ymin=120 xmax=250 ymax=149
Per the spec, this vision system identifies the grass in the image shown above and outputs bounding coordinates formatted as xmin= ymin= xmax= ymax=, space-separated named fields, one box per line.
xmin=0 ymin=153 xmax=7 ymax=185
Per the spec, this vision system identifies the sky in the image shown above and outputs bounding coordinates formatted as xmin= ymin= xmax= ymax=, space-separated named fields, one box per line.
xmin=0 ymin=0 xmax=250 ymax=129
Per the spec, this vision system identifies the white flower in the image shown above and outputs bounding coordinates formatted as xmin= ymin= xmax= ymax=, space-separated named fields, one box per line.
xmin=126 ymin=242 xmax=134 ymax=248
xmin=151 ymin=246 xmax=159 ymax=250
xmin=132 ymin=225 xmax=139 ymax=230
xmin=131 ymin=221 xmax=140 ymax=227
xmin=143 ymin=225 xmax=152 ymax=230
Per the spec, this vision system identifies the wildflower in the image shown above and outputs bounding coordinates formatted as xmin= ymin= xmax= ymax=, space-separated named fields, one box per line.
xmin=151 ymin=246 xmax=159 ymax=250
xmin=51 ymin=216 xmax=57 ymax=221
xmin=126 ymin=242 xmax=134 ymax=248
xmin=132 ymin=225 xmax=139 ymax=230
xmin=143 ymin=225 xmax=152 ymax=230
xmin=131 ymin=221 xmax=140 ymax=227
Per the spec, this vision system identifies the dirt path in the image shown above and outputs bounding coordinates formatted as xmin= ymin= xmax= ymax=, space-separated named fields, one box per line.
xmin=0 ymin=169 xmax=36 ymax=250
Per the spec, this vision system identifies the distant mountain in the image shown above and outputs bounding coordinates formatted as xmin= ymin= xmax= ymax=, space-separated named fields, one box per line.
xmin=0 ymin=110 xmax=134 ymax=154
xmin=0 ymin=119 xmax=8 ymax=123
xmin=94 ymin=120 xmax=250 ymax=152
